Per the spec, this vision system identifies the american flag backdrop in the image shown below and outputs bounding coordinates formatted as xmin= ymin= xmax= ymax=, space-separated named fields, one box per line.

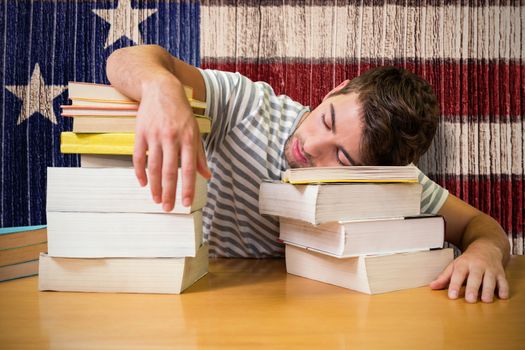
xmin=0 ymin=0 xmax=199 ymax=226
xmin=200 ymin=0 xmax=525 ymax=255
xmin=1 ymin=1 xmax=524 ymax=254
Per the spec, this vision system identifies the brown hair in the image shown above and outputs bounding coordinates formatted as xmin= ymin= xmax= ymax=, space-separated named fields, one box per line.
xmin=330 ymin=66 xmax=440 ymax=166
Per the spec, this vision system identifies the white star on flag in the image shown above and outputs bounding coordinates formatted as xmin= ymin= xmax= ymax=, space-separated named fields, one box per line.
xmin=5 ymin=63 xmax=67 ymax=125
xmin=92 ymin=0 xmax=158 ymax=49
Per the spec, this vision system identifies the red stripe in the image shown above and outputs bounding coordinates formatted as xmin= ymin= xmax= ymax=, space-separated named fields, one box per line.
xmin=201 ymin=60 xmax=524 ymax=122
xmin=427 ymin=175 xmax=524 ymax=236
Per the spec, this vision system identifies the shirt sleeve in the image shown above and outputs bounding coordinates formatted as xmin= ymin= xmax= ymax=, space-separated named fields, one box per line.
xmin=417 ymin=167 xmax=449 ymax=214
xmin=197 ymin=68 xmax=262 ymax=142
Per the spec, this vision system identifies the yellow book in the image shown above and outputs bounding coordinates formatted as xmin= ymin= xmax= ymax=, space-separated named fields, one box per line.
xmin=61 ymin=133 xmax=135 ymax=155
xmin=281 ymin=166 xmax=419 ymax=184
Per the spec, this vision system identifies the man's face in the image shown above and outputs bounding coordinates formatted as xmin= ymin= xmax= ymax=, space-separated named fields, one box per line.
xmin=284 ymin=91 xmax=364 ymax=168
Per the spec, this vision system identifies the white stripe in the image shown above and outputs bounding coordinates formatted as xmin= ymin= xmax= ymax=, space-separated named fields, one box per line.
xmin=201 ymin=4 xmax=524 ymax=61
xmin=418 ymin=120 xmax=524 ymax=176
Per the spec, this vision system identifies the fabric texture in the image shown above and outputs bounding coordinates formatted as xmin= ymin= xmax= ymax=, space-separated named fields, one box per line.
xmin=200 ymin=68 xmax=448 ymax=258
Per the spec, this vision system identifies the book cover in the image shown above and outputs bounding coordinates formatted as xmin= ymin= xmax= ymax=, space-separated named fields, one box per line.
xmin=0 ymin=243 xmax=48 ymax=267
xmin=0 ymin=225 xmax=47 ymax=250
xmin=0 ymin=260 xmax=39 ymax=282
xmin=61 ymin=132 xmax=134 ymax=155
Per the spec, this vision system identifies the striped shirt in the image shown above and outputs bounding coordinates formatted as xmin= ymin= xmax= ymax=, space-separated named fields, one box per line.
xmin=199 ymin=69 xmax=449 ymax=258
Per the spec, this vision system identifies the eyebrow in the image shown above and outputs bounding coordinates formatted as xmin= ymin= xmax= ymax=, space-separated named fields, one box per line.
xmin=330 ymin=103 xmax=360 ymax=166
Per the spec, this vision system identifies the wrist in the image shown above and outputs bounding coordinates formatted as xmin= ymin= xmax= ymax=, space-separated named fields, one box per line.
xmin=140 ymin=71 xmax=182 ymax=98
xmin=466 ymin=239 xmax=505 ymax=261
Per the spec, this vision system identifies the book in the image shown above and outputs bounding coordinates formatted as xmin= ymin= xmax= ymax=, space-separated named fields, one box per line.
xmin=0 ymin=225 xmax=47 ymax=250
xmin=70 ymin=98 xmax=138 ymax=107
xmin=38 ymin=243 xmax=209 ymax=294
xmin=70 ymin=115 xmax=211 ymax=134
xmin=259 ymin=181 xmax=422 ymax=224
xmin=0 ymin=260 xmax=39 ymax=282
xmin=46 ymin=211 xmax=203 ymax=258
xmin=61 ymin=106 xmax=138 ymax=116
xmin=285 ymin=244 xmax=454 ymax=294
xmin=80 ymin=154 xmax=133 ymax=167
xmin=47 ymin=167 xmax=207 ymax=214
xmin=67 ymin=82 xmax=206 ymax=109
xmin=280 ymin=215 xmax=445 ymax=257
xmin=281 ymin=165 xmax=419 ymax=184
xmin=61 ymin=132 xmax=135 ymax=155
xmin=0 ymin=243 xmax=48 ymax=267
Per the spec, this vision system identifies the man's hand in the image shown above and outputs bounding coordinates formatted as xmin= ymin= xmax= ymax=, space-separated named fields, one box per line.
xmin=430 ymin=240 xmax=509 ymax=303
xmin=134 ymin=75 xmax=211 ymax=212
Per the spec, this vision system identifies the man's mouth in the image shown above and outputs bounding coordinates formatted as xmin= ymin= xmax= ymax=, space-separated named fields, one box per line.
xmin=292 ymin=138 xmax=308 ymax=165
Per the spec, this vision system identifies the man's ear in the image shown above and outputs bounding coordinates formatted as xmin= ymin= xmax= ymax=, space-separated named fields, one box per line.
xmin=323 ymin=79 xmax=350 ymax=101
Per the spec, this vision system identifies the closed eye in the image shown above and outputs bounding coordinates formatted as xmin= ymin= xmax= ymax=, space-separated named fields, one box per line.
xmin=322 ymin=113 xmax=330 ymax=129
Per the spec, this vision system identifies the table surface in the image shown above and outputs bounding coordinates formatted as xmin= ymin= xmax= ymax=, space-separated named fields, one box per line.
xmin=1 ymin=256 xmax=524 ymax=350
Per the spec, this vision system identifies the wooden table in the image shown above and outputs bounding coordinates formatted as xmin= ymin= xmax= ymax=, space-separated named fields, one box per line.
xmin=1 ymin=256 xmax=524 ymax=349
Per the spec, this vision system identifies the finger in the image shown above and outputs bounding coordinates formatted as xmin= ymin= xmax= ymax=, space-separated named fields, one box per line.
xmin=161 ymin=140 xmax=179 ymax=212
xmin=180 ymin=136 xmax=197 ymax=208
xmin=147 ymin=142 xmax=163 ymax=204
xmin=447 ymin=263 xmax=469 ymax=300
xmin=430 ymin=261 xmax=453 ymax=290
xmin=133 ymin=131 xmax=148 ymax=187
xmin=496 ymin=273 xmax=510 ymax=300
xmin=196 ymin=140 xmax=211 ymax=179
xmin=464 ymin=267 xmax=483 ymax=303
xmin=480 ymin=272 xmax=496 ymax=303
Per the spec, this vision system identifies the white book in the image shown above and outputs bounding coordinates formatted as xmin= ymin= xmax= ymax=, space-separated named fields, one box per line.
xmin=47 ymin=167 xmax=208 ymax=214
xmin=280 ymin=215 xmax=444 ymax=257
xmin=39 ymin=244 xmax=209 ymax=294
xmin=286 ymin=244 xmax=453 ymax=295
xmin=47 ymin=211 xmax=203 ymax=258
xmin=259 ymin=181 xmax=422 ymax=224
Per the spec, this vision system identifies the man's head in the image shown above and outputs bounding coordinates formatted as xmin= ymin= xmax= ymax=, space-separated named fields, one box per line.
xmin=284 ymin=66 xmax=440 ymax=168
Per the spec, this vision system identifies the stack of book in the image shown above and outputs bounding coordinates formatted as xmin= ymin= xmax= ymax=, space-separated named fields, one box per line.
xmin=38 ymin=82 xmax=209 ymax=294
xmin=259 ymin=166 xmax=453 ymax=295
xmin=59 ymin=82 xmax=210 ymax=166
xmin=62 ymin=82 xmax=209 ymax=134
xmin=0 ymin=225 xmax=47 ymax=282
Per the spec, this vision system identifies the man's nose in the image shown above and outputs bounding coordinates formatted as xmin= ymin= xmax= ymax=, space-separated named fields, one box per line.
xmin=304 ymin=136 xmax=333 ymax=164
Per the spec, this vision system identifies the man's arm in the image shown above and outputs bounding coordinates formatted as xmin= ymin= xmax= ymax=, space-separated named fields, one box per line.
xmin=106 ymin=44 xmax=211 ymax=212
xmin=430 ymin=194 xmax=511 ymax=303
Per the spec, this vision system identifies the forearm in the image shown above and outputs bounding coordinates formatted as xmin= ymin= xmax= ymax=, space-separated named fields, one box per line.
xmin=106 ymin=44 xmax=182 ymax=101
xmin=461 ymin=214 xmax=511 ymax=266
